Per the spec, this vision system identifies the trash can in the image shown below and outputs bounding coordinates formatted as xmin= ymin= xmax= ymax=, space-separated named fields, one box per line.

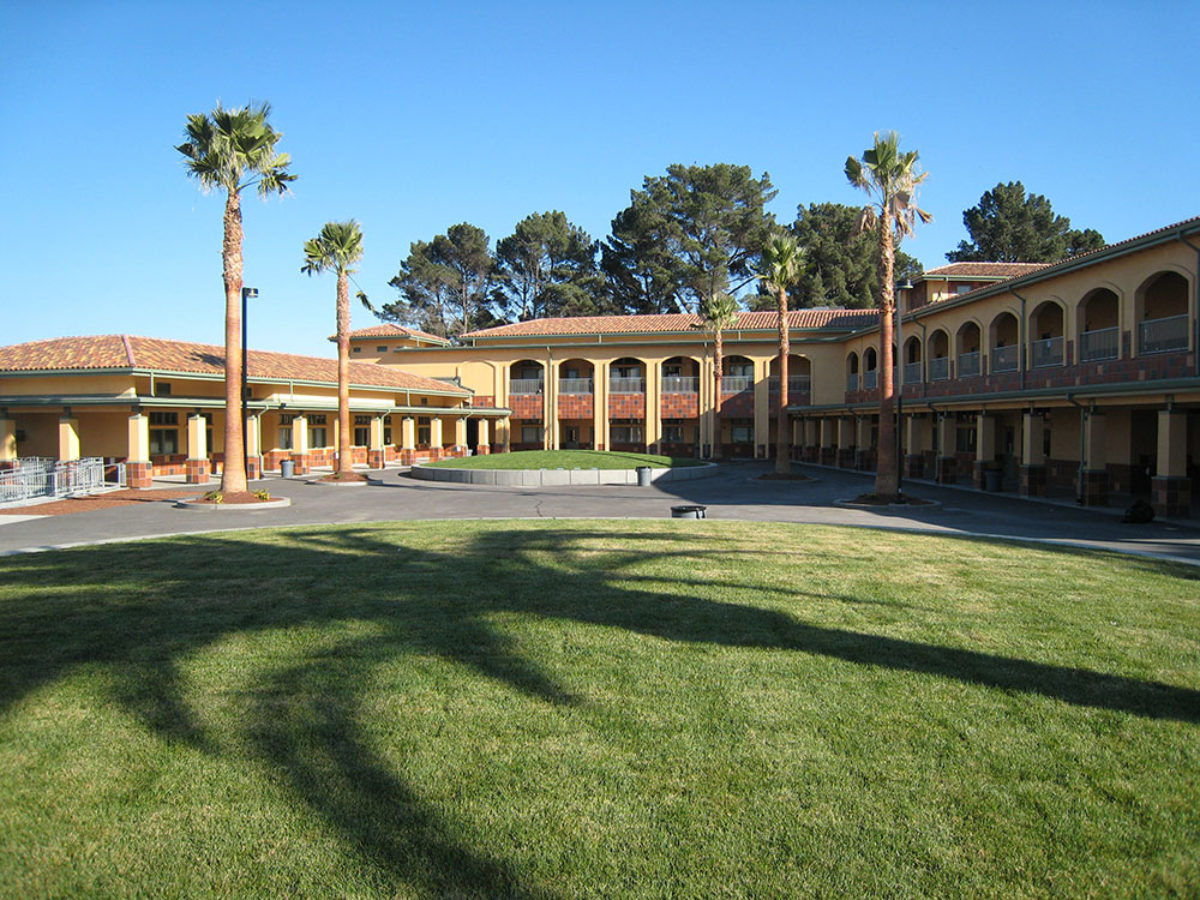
xmin=671 ymin=505 xmax=707 ymax=519
xmin=636 ymin=466 xmax=652 ymax=487
xmin=985 ymin=468 xmax=1002 ymax=492
xmin=280 ymin=459 xmax=295 ymax=479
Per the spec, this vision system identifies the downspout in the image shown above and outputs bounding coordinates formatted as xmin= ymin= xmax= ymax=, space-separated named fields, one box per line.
xmin=1009 ymin=288 xmax=1029 ymax=390
xmin=1065 ymin=394 xmax=1087 ymax=505
xmin=1178 ymin=233 xmax=1200 ymax=376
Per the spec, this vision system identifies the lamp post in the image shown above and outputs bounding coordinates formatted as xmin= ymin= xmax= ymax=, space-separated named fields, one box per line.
xmin=896 ymin=280 xmax=913 ymax=493
xmin=241 ymin=287 xmax=258 ymax=475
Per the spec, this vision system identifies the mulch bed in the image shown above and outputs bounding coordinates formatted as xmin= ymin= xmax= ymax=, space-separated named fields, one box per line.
xmin=0 ymin=490 xmax=199 ymax=517
xmin=317 ymin=472 xmax=370 ymax=483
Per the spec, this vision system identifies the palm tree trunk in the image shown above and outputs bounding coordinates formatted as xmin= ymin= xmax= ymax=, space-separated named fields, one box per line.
xmin=875 ymin=221 xmax=899 ymax=499
xmin=713 ymin=330 xmax=724 ymax=459
xmin=220 ymin=192 xmax=248 ymax=495
xmin=336 ymin=270 xmax=353 ymax=476
xmin=775 ymin=287 xmax=791 ymax=474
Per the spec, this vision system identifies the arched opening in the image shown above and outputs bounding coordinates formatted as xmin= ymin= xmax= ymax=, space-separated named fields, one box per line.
xmin=557 ymin=358 xmax=594 ymax=394
xmin=1136 ymin=271 xmax=1189 ymax=354
xmin=990 ymin=313 xmax=1020 ymax=373
xmin=1078 ymin=288 xmax=1120 ymax=361
xmin=556 ymin=358 xmax=595 ymax=449
xmin=956 ymin=322 xmax=982 ymax=377
xmin=846 ymin=352 xmax=860 ymax=391
xmin=721 ymin=355 xmax=754 ymax=394
xmin=902 ymin=336 xmax=922 ymax=385
xmin=863 ymin=347 xmax=878 ymax=390
xmin=609 ymin=357 xmax=646 ymax=394
xmin=660 ymin=356 xmax=701 ymax=457
xmin=928 ymin=329 xmax=950 ymax=380
xmin=509 ymin=359 xmax=544 ymax=395
xmin=769 ymin=354 xmax=811 ymax=395
xmin=661 ymin=356 xmax=700 ymax=394
xmin=1030 ymin=301 xmax=1065 ymax=367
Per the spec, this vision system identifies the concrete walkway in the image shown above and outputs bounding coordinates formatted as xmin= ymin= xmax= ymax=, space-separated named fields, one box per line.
xmin=2 ymin=461 xmax=1199 ymax=565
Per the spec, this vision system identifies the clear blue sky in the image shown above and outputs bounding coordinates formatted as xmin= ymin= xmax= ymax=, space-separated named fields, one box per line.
xmin=3 ymin=0 xmax=1197 ymax=358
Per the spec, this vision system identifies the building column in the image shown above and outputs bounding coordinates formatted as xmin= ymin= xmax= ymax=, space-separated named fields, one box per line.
xmin=0 ymin=415 xmax=16 ymax=466
xmin=290 ymin=414 xmax=311 ymax=476
xmin=400 ymin=415 xmax=416 ymax=465
xmin=645 ymin=360 xmax=662 ymax=454
xmin=904 ymin=414 xmax=927 ymax=479
xmin=429 ymin=417 xmax=444 ymax=460
xmin=935 ymin=413 xmax=957 ymax=483
xmin=544 ymin=359 xmax=559 ymax=451
xmin=698 ymin=355 xmax=713 ymax=458
xmin=476 ymin=418 xmax=491 ymax=455
xmin=753 ymin=357 xmax=770 ymax=459
xmin=973 ymin=413 xmax=997 ymax=489
xmin=1153 ymin=410 xmax=1190 ymax=517
xmin=245 ymin=414 xmax=262 ymax=479
xmin=1080 ymin=411 xmax=1108 ymax=506
xmin=854 ymin=416 xmax=873 ymax=470
xmin=836 ymin=416 xmax=856 ymax=469
xmin=802 ymin=418 xmax=818 ymax=463
xmin=819 ymin=417 xmax=836 ymax=466
xmin=1020 ymin=412 xmax=1047 ymax=497
xmin=593 ymin=361 xmax=609 ymax=452
xmin=186 ymin=413 xmax=210 ymax=484
xmin=58 ymin=413 xmax=80 ymax=462
xmin=453 ymin=416 xmax=468 ymax=457
xmin=126 ymin=411 xmax=152 ymax=488
xmin=368 ymin=415 xmax=387 ymax=469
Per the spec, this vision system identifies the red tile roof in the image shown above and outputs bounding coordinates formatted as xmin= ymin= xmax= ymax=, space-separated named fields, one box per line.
xmin=923 ymin=262 xmax=1047 ymax=278
xmin=344 ymin=323 xmax=449 ymax=344
xmin=464 ymin=309 xmax=877 ymax=339
xmin=0 ymin=335 xmax=468 ymax=394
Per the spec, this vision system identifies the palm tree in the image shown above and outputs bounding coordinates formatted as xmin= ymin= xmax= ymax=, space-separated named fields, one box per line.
xmin=177 ymin=102 xmax=295 ymax=495
xmin=302 ymin=221 xmax=365 ymax=478
xmin=845 ymin=132 xmax=931 ymax=500
xmin=701 ymin=292 xmax=739 ymax=459
xmin=760 ymin=231 xmax=802 ymax=474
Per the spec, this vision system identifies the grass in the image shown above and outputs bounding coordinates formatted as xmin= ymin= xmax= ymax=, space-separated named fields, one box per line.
xmin=1 ymin=520 xmax=1198 ymax=897
xmin=424 ymin=449 xmax=704 ymax=470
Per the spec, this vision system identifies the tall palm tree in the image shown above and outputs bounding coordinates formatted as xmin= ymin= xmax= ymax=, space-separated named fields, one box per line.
xmin=760 ymin=231 xmax=802 ymax=474
xmin=701 ymin=292 xmax=739 ymax=459
xmin=302 ymin=221 xmax=365 ymax=477
xmin=177 ymin=102 xmax=295 ymax=494
xmin=845 ymin=131 xmax=931 ymax=500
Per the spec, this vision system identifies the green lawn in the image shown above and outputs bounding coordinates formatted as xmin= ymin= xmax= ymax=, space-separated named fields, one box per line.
xmin=1 ymin=521 xmax=1198 ymax=897
xmin=425 ymin=449 xmax=704 ymax=469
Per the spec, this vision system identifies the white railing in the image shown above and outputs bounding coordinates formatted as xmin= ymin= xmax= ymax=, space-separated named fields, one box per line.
xmin=1139 ymin=314 xmax=1189 ymax=354
xmin=1031 ymin=336 xmax=1064 ymax=368
xmin=661 ymin=376 xmax=698 ymax=393
xmin=767 ymin=375 xmax=812 ymax=393
xmin=609 ymin=377 xmax=645 ymax=394
xmin=721 ymin=375 xmax=754 ymax=393
xmin=928 ymin=357 xmax=949 ymax=381
xmin=992 ymin=346 xmax=1019 ymax=373
xmin=1079 ymin=326 xmax=1119 ymax=362
xmin=863 ymin=370 xmax=878 ymax=390
xmin=557 ymin=378 xmax=593 ymax=394
xmin=957 ymin=351 xmax=980 ymax=378
xmin=902 ymin=362 xmax=922 ymax=384
xmin=509 ymin=378 xmax=544 ymax=395
xmin=0 ymin=457 xmax=122 ymax=504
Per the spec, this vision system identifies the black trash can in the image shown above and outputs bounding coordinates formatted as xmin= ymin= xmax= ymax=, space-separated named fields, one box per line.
xmin=985 ymin=468 xmax=1002 ymax=492
xmin=636 ymin=466 xmax=652 ymax=487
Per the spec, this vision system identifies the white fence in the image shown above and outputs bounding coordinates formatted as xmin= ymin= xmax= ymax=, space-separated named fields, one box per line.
xmin=0 ymin=458 xmax=124 ymax=504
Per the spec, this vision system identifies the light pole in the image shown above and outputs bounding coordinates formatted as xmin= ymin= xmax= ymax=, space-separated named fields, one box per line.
xmin=896 ymin=280 xmax=912 ymax=493
xmin=241 ymin=287 xmax=258 ymax=475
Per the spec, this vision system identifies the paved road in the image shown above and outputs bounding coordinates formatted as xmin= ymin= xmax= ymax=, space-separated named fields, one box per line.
xmin=2 ymin=461 xmax=1199 ymax=564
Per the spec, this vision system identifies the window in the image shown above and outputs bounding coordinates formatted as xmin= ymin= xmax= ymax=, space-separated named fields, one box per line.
xmin=154 ymin=382 xmax=171 ymax=397
xmin=309 ymin=415 xmax=327 ymax=425
xmin=376 ymin=346 xmax=388 ymax=353
xmin=149 ymin=412 xmax=177 ymax=425
xmin=149 ymin=428 xmax=178 ymax=455
xmin=353 ymin=347 xmax=362 ymax=353
xmin=731 ymin=424 xmax=753 ymax=444
xmin=611 ymin=425 xmax=643 ymax=443
xmin=521 ymin=426 xmax=543 ymax=443
xmin=956 ymin=425 xmax=976 ymax=454
xmin=663 ymin=425 xmax=684 ymax=443
xmin=278 ymin=428 xmax=293 ymax=450
xmin=311 ymin=428 xmax=328 ymax=448
xmin=354 ymin=426 xmax=370 ymax=446
xmin=955 ymin=284 xmax=973 ymax=295
xmin=417 ymin=417 xmax=431 ymax=446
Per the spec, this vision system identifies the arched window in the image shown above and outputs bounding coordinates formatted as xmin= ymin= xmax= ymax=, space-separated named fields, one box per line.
xmin=956 ymin=322 xmax=981 ymax=377
xmin=1030 ymin=301 xmax=1065 ymax=367
xmin=928 ymin=329 xmax=950 ymax=381
xmin=863 ymin=347 xmax=878 ymax=390
xmin=610 ymin=357 xmax=646 ymax=393
xmin=902 ymin=336 xmax=922 ymax=385
xmin=990 ymin=313 xmax=1020 ymax=373
xmin=1078 ymin=288 xmax=1120 ymax=361
xmin=558 ymin=358 xmax=594 ymax=394
xmin=846 ymin=352 xmax=860 ymax=391
xmin=509 ymin=360 xmax=544 ymax=395
xmin=722 ymin=355 xmax=754 ymax=394
xmin=1136 ymin=271 xmax=1189 ymax=354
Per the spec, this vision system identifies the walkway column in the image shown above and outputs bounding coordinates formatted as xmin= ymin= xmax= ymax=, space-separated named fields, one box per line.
xmin=126 ymin=411 xmax=152 ymax=488
xmin=1020 ymin=412 xmax=1047 ymax=496
xmin=593 ymin=361 xmax=609 ymax=452
xmin=476 ymin=417 xmax=491 ymax=455
xmin=0 ymin=414 xmax=16 ymax=466
xmin=245 ymin=414 xmax=262 ymax=479
xmin=186 ymin=413 xmax=210 ymax=484
xmin=753 ymin=358 xmax=770 ymax=459
xmin=400 ymin=415 xmax=416 ymax=465
xmin=854 ymin=416 xmax=873 ymax=470
xmin=1153 ymin=410 xmax=1190 ymax=517
xmin=802 ymin=418 xmax=819 ymax=463
xmin=905 ymin=414 xmax=927 ymax=479
xmin=837 ymin=416 xmax=855 ymax=469
xmin=429 ymin=417 xmax=444 ymax=460
xmin=290 ymin=414 xmax=311 ymax=476
xmin=935 ymin=413 xmax=956 ymax=483
xmin=1080 ymin=411 xmax=1108 ymax=506
xmin=820 ymin=417 xmax=836 ymax=466
xmin=453 ymin=416 xmax=468 ymax=457
xmin=58 ymin=412 xmax=80 ymax=462
xmin=973 ymin=413 xmax=996 ymax=490
xmin=645 ymin=360 xmax=661 ymax=454
xmin=544 ymin=359 xmax=559 ymax=451
xmin=368 ymin=416 xmax=386 ymax=469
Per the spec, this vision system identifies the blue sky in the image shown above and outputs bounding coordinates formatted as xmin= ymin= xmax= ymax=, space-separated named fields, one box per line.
xmin=3 ymin=0 xmax=1197 ymax=358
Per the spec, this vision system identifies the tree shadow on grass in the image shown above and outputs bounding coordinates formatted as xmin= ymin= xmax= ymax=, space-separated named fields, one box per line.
xmin=1 ymin=523 xmax=1198 ymax=894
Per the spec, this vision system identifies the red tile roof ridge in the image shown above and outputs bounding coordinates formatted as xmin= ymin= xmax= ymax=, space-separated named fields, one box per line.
xmin=344 ymin=323 xmax=449 ymax=342
xmin=463 ymin=308 xmax=875 ymax=338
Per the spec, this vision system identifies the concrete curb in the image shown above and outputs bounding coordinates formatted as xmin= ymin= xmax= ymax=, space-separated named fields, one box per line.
xmin=410 ymin=462 xmax=718 ymax=487
xmin=174 ymin=497 xmax=293 ymax=511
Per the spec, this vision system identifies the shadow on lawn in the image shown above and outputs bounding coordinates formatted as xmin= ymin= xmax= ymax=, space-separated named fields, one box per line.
xmin=1 ymin=524 xmax=1198 ymax=895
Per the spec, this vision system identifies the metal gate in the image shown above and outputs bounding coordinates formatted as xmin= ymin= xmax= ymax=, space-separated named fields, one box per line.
xmin=0 ymin=458 xmax=125 ymax=504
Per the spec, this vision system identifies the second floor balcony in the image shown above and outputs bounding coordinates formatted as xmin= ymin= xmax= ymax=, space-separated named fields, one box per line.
xmin=661 ymin=375 xmax=698 ymax=394
xmin=609 ymin=376 xmax=645 ymax=394
xmin=992 ymin=346 xmax=1019 ymax=373
xmin=767 ymin=375 xmax=811 ymax=393
xmin=928 ymin=357 xmax=949 ymax=381
xmin=957 ymin=351 xmax=980 ymax=378
xmin=558 ymin=378 xmax=593 ymax=394
xmin=510 ymin=378 xmax=544 ymax=396
xmin=721 ymin=375 xmax=754 ymax=394
xmin=1140 ymin=314 xmax=1189 ymax=354
xmin=1031 ymin=336 xmax=1064 ymax=368
xmin=902 ymin=361 xmax=922 ymax=384
xmin=1079 ymin=326 xmax=1119 ymax=362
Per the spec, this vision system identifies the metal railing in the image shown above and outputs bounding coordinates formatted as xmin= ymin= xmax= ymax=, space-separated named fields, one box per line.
xmin=846 ymin=373 xmax=859 ymax=391
xmin=1031 ymin=336 xmax=1064 ymax=368
xmin=902 ymin=362 xmax=922 ymax=384
xmin=1139 ymin=314 xmax=1189 ymax=354
xmin=721 ymin=375 xmax=754 ymax=393
xmin=557 ymin=378 xmax=593 ymax=394
xmin=767 ymin=375 xmax=812 ymax=393
xmin=0 ymin=457 xmax=122 ymax=504
xmin=1079 ymin=326 xmax=1119 ymax=362
xmin=928 ymin=357 xmax=950 ymax=381
xmin=509 ymin=378 xmax=544 ymax=395
xmin=863 ymin=370 xmax=878 ymax=390
xmin=991 ymin=346 xmax=1019 ymax=373
xmin=661 ymin=375 xmax=698 ymax=393
xmin=957 ymin=351 xmax=980 ymax=378
xmin=609 ymin=377 xmax=645 ymax=394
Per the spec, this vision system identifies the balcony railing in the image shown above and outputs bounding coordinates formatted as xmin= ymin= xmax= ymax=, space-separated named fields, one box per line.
xmin=1139 ymin=314 xmax=1189 ymax=354
xmin=902 ymin=362 xmax=922 ymax=384
xmin=846 ymin=373 xmax=859 ymax=391
xmin=510 ymin=378 xmax=543 ymax=395
xmin=661 ymin=375 xmax=698 ymax=393
xmin=1031 ymin=336 xmax=1064 ymax=368
xmin=992 ymin=345 xmax=1019 ymax=373
xmin=1078 ymin=326 xmax=1118 ymax=362
xmin=609 ymin=377 xmax=645 ymax=394
xmin=721 ymin=375 xmax=754 ymax=393
xmin=767 ymin=375 xmax=812 ymax=393
xmin=928 ymin=357 xmax=949 ymax=381
xmin=957 ymin=351 xmax=980 ymax=378
xmin=557 ymin=378 xmax=593 ymax=394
